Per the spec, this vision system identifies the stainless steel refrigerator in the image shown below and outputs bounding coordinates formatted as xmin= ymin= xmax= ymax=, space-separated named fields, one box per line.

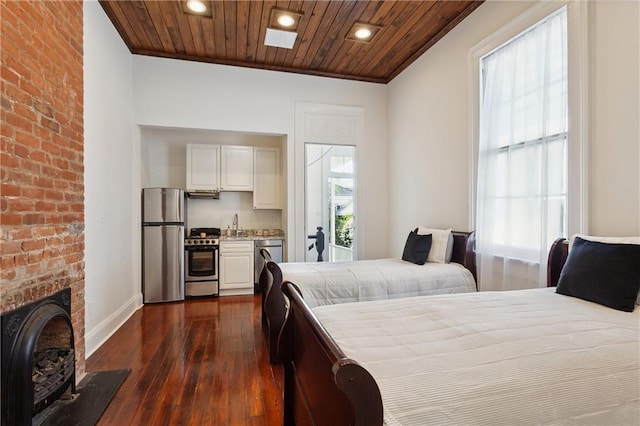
xmin=142 ymin=188 xmax=185 ymax=303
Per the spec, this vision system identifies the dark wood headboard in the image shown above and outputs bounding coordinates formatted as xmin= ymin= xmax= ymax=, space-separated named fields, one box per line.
xmin=451 ymin=230 xmax=476 ymax=283
xmin=547 ymin=237 xmax=569 ymax=287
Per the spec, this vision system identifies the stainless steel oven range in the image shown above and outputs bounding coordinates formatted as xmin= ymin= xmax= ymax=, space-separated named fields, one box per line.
xmin=184 ymin=227 xmax=220 ymax=297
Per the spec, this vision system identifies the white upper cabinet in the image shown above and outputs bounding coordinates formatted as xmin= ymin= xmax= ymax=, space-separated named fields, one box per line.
xmin=185 ymin=144 xmax=280 ymax=201
xmin=220 ymin=145 xmax=254 ymax=191
xmin=253 ymin=147 xmax=281 ymax=209
xmin=186 ymin=144 xmax=220 ymax=191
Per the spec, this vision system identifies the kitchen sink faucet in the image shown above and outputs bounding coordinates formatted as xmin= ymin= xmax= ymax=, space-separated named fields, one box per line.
xmin=233 ymin=213 xmax=238 ymax=236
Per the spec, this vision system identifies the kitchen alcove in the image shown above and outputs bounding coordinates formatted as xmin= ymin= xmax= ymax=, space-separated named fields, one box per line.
xmin=139 ymin=126 xmax=287 ymax=236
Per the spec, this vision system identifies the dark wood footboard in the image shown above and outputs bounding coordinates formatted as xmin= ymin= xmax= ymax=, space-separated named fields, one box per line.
xmin=280 ymin=281 xmax=383 ymax=426
xmin=259 ymin=248 xmax=273 ymax=329
xmin=261 ymin=230 xmax=477 ymax=364
xmin=264 ymin=262 xmax=285 ymax=364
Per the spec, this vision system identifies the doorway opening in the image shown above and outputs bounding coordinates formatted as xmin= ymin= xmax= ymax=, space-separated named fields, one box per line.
xmin=305 ymin=144 xmax=356 ymax=262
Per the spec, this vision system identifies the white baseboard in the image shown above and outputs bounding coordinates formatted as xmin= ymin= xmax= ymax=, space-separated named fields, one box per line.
xmin=85 ymin=292 xmax=143 ymax=358
xmin=219 ymin=288 xmax=255 ymax=296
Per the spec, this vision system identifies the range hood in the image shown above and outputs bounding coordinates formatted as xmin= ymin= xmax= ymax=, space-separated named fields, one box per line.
xmin=186 ymin=190 xmax=220 ymax=199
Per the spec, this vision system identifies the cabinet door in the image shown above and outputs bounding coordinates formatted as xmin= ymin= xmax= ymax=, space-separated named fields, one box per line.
xmin=253 ymin=147 xmax=281 ymax=209
xmin=219 ymin=245 xmax=255 ymax=290
xmin=186 ymin=144 xmax=220 ymax=191
xmin=220 ymin=146 xmax=254 ymax=191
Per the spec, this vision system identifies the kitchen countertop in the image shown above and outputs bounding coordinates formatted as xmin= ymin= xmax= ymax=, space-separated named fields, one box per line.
xmin=219 ymin=230 xmax=285 ymax=242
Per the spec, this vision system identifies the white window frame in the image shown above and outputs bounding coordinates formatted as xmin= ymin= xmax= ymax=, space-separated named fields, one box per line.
xmin=468 ymin=0 xmax=590 ymax=238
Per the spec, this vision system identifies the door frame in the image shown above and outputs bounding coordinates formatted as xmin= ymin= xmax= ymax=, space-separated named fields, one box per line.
xmin=294 ymin=102 xmax=364 ymax=262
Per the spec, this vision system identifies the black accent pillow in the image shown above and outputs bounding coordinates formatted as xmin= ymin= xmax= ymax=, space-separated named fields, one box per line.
xmin=556 ymin=237 xmax=640 ymax=312
xmin=402 ymin=229 xmax=432 ymax=265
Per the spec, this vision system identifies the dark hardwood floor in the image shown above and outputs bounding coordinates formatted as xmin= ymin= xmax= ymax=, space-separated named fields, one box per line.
xmin=86 ymin=295 xmax=284 ymax=425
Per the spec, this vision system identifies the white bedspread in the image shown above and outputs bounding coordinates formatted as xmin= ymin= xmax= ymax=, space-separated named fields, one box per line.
xmin=280 ymin=259 xmax=476 ymax=308
xmin=313 ymin=288 xmax=640 ymax=426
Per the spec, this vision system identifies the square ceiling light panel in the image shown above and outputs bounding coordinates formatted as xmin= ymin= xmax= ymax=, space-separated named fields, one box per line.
xmin=264 ymin=28 xmax=298 ymax=49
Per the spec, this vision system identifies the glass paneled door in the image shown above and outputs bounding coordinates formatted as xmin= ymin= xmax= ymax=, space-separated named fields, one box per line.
xmin=305 ymin=144 xmax=356 ymax=262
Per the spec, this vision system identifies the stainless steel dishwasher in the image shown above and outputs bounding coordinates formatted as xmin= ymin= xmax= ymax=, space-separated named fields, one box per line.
xmin=254 ymin=239 xmax=283 ymax=287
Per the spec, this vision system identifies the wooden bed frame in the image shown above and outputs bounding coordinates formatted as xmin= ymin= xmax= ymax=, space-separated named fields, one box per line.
xmin=547 ymin=237 xmax=569 ymax=288
xmin=260 ymin=231 xmax=477 ymax=364
xmin=279 ymin=238 xmax=570 ymax=426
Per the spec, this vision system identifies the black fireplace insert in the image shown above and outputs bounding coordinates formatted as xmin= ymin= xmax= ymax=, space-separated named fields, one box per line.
xmin=1 ymin=288 xmax=76 ymax=425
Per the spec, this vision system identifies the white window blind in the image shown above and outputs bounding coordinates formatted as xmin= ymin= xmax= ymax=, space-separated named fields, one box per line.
xmin=476 ymin=7 xmax=567 ymax=290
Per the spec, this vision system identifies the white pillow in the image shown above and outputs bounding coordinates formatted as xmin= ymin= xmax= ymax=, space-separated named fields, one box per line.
xmin=417 ymin=227 xmax=453 ymax=263
xmin=568 ymin=234 xmax=640 ymax=305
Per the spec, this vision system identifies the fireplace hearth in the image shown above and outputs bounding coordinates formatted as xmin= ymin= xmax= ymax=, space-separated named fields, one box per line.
xmin=1 ymin=288 xmax=76 ymax=425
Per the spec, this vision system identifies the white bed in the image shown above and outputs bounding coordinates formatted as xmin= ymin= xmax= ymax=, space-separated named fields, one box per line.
xmin=261 ymin=229 xmax=477 ymax=363
xmin=280 ymin=235 xmax=640 ymax=425
xmin=280 ymin=258 xmax=476 ymax=308
xmin=312 ymin=287 xmax=640 ymax=425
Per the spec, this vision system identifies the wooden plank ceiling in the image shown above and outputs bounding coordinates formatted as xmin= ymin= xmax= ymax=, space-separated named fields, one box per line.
xmin=99 ymin=0 xmax=483 ymax=84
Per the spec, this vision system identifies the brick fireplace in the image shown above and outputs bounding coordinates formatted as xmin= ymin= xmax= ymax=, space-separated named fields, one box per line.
xmin=1 ymin=0 xmax=85 ymax=388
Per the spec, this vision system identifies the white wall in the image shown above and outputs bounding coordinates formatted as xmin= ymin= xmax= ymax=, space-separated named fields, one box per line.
xmin=387 ymin=0 xmax=640 ymax=254
xmin=83 ymin=1 xmax=140 ymax=357
xmin=133 ymin=56 xmax=389 ymax=260
xmin=387 ymin=1 xmax=535 ymax=253
xmin=141 ymin=127 xmax=282 ymax=189
xmin=589 ymin=1 xmax=640 ymax=235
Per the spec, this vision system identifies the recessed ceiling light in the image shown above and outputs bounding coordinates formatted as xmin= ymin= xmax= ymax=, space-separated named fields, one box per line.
xmin=182 ymin=0 xmax=213 ymax=18
xmin=347 ymin=23 xmax=381 ymax=43
xmin=269 ymin=8 xmax=303 ymax=32
xmin=354 ymin=28 xmax=372 ymax=40
xmin=187 ymin=0 xmax=206 ymax=13
xmin=277 ymin=15 xmax=296 ymax=28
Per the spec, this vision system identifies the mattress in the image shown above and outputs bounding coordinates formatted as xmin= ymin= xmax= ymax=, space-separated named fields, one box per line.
xmin=280 ymin=258 xmax=476 ymax=308
xmin=313 ymin=288 xmax=640 ymax=426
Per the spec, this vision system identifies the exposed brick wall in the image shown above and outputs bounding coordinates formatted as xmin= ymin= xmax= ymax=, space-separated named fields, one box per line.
xmin=1 ymin=0 xmax=85 ymax=376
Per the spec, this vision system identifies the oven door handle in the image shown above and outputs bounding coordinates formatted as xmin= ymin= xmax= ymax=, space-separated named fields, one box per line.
xmin=185 ymin=246 xmax=219 ymax=251
xmin=187 ymin=271 xmax=216 ymax=277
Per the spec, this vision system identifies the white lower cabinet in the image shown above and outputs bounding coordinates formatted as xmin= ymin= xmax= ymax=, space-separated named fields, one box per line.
xmin=219 ymin=241 xmax=255 ymax=296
